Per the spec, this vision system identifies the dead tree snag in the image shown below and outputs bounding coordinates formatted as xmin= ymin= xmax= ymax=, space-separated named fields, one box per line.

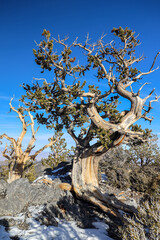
xmin=0 ymin=99 xmax=57 ymax=183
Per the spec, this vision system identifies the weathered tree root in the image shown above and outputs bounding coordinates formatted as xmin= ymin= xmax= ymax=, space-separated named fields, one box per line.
xmin=59 ymin=182 xmax=136 ymax=220
xmin=80 ymin=189 xmax=137 ymax=220
xmin=92 ymin=188 xmax=137 ymax=214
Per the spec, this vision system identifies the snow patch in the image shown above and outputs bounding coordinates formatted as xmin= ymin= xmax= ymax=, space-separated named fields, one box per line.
xmin=8 ymin=219 xmax=113 ymax=240
xmin=33 ymin=171 xmax=71 ymax=183
xmin=0 ymin=205 xmax=114 ymax=240
xmin=52 ymin=166 xmax=65 ymax=173
xmin=101 ymin=173 xmax=108 ymax=182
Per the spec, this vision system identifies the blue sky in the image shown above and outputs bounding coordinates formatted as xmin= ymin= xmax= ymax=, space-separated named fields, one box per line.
xmin=0 ymin=0 xmax=160 ymax=150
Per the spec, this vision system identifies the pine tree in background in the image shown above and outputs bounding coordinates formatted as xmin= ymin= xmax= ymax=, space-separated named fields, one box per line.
xmin=41 ymin=131 xmax=74 ymax=168
xmin=126 ymin=133 xmax=160 ymax=167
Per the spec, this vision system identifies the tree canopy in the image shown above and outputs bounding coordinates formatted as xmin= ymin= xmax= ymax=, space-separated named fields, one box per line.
xmin=22 ymin=27 xmax=159 ymax=151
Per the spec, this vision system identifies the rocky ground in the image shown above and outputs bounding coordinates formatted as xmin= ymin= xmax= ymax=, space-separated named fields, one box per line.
xmin=0 ymin=161 xmax=159 ymax=240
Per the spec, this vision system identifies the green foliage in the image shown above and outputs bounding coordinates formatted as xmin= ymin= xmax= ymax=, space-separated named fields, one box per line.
xmin=111 ymin=26 xmax=140 ymax=48
xmin=41 ymin=131 xmax=73 ymax=168
xmin=22 ymin=79 xmax=89 ymax=131
xmin=96 ymin=128 xmax=112 ymax=149
xmin=148 ymin=175 xmax=160 ymax=196
xmin=130 ymin=124 xmax=152 ymax=137
xmin=101 ymin=133 xmax=160 ymax=193
xmin=24 ymin=164 xmax=37 ymax=182
xmin=126 ymin=133 xmax=160 ymax=167
xmin=0 ymin=143 xmax=15 ymax=180
xmin=21 ymin=27 xmax=155 ymax=150
xmin=0 ymin=164 xmax=9 ymax=181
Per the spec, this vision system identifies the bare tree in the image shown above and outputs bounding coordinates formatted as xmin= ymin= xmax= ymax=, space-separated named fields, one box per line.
xmin=22 ymin=27 xmax=159 ymax=216
xmin=0 ymin=99 xmax=57 ymax=183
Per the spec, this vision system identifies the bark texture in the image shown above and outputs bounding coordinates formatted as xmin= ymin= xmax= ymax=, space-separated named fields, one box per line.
xmin=71 ymin=147 xmax=136 ymax=218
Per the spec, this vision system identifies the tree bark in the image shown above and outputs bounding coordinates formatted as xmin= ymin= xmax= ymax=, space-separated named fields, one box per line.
xmin=72 ymin=149 xmax=100 ymax=196
xmin=8 ymin=158 xmax=25 ymax=183
xmin=71 ymin=147 xmax=134 ymax=218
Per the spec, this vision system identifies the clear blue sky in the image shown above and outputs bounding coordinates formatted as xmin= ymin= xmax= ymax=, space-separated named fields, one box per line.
xmin=0 ymin=0 xmax=160 ymax=150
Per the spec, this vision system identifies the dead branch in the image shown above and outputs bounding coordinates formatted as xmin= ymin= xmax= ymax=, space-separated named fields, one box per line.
xmin=67 ymin=122 xmax=80 ymax=145
xmin=2 ymin=144 xmax=10 ymax=161
xmin=137 ymin=82 xmax=150 ymax=96
xmin=0 ymin=134 xmax=17 ymax=149
xmin=149 ymin=52 xmax=160 ymax=71
xmin=9 ymin=99 xmax=28 ymax=147
xmin=23 ymin=111 xmax=40 ymax=161
xmin=142 ymin=94 xmax=160 ymax=121
xmin=134 ymin=67 xmax=159 ymax=80
xmin=29 ymin=136 xmax=58 ymax=160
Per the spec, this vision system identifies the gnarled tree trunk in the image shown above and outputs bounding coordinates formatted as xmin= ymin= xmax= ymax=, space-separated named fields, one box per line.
xmin=8 ymin=158 xmax=25 ymax=183
xmin=71 ymin=142 xmax=135 ymax=217
xmin=70 ymin=88 xmax=150 ymax=216
xmin=0 ymin=99 xmax=58 ymax=183
xmin=72 ymin=149 xmax=100 ymax=196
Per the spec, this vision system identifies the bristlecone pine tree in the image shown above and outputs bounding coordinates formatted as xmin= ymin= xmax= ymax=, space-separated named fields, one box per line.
xmin=21 ymin=27 xmax=160 ymax=217
xmin=41 ymin=131 xmax=72 ymax=168
xmin=0 ymin=99 xmax=58 ymax=183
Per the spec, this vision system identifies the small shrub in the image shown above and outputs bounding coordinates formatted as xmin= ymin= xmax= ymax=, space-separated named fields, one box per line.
xmin=25 ymin=164 xmax=37 ymax=182
xmin=120 ymin=196 xmax=160 ymax=240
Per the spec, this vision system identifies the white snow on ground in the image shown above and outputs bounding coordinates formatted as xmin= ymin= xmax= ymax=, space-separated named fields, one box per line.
xmin=33 ymin=165 xmax=71 ymax=183
xmin=34 ymin=166 xmax=106 ymax=183
xmin=0 ymin=205 xmax=114 ymax=240
xmin=0 ymin=167 xmax=114 ymax=239
xmin=9 ymin=219 xmax=113 ymax=240
xmin=33 ymin=172 xmax=71 ymax=183
xmin=101 ymin=173 xmax=108 ymax=182
xmin=52 ymin=166 xmax=66 ymax=173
